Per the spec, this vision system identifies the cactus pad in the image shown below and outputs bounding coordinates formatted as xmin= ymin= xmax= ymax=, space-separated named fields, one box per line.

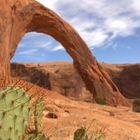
xmin=35 ymin=98 xmax=44 ymax=133
xmin=26 ymin=98 xmax=49 ymax=140
xmin=0 ymin=86 xmax=32 ymax=140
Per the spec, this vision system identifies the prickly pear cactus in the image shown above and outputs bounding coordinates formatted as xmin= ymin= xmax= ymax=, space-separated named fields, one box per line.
xmin=0 ymin=86 xmax=32 ymax=140
xmin=26 ymin=98 xmax=49 ymax=140
xmin=35 ymin=98 xmax=44 ymax=133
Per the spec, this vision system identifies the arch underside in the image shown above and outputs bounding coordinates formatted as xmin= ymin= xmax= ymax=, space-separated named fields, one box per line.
xmin=0 ymin=0 xmax=130 ymax=106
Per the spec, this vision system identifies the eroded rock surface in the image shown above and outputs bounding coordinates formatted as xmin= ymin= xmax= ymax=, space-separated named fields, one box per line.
xmin=0 ymin=0 xmax=130 ymax=106
xmin=11 ymin=62 xmax=92 ymax=102
xmin=103 ymin=63 xmax=140 ymax=99
xmin=11 ymin=62 xmax=140 ymax=102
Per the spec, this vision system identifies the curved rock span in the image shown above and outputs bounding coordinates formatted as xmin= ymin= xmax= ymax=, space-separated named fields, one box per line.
xmin=0 ymin=0 xmax=130 ymax=106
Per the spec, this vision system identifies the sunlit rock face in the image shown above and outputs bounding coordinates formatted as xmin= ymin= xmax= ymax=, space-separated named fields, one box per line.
xmin=0 ymin=0 xmax=130 ymax=106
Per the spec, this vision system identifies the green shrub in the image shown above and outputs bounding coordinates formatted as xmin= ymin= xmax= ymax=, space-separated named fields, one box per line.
xmin=90 ymin=133 xmax=105 ymax=140
xmin=74 ymin=127 xmax=105 ymax=140
xmin=95 ymin=97 xmax=106 ymax=105
xmin=133 ymin=98 xmax=140 ymax=112
xmin=74 ymin=127 xmax=88 ymax=140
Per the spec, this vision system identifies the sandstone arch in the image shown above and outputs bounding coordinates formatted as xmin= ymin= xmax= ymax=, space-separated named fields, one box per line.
xmin=0 ymin=0 xmax=130 ymax=106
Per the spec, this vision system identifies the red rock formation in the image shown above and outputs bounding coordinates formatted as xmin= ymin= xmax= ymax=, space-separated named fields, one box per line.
xmin=102 ymin=63 xmax=140 ymax=99
xmin=11 ymin=62 xmax=92 ymax=101
xmin=0 ymin=0 xmax=130 ymax=106
xmin=11 ymin=62 xmax=140 ymax=101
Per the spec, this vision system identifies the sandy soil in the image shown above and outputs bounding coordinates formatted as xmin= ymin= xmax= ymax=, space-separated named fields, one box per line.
xmin=39 ymin=93 xmax=140 ymax=140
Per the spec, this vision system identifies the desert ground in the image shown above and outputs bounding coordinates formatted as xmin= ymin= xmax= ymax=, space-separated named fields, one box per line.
xmin=10 ymin=62 xmax=140 ymax=140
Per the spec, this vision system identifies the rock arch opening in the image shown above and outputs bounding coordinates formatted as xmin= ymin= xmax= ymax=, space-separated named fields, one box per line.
xmin=11 ymin=32 xmax=72 ymax=63
xmin=10 ymin=32 xmax=90 ymax=100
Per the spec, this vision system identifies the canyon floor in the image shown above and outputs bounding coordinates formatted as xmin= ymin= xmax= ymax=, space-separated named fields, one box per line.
xmin=10 ymin=62 xmax=140 ymax=140
xmin=40 ymin=92 xmax=140 ymax=140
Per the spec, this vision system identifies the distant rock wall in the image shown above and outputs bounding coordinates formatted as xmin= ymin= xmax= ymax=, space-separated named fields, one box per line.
xmin=103 ymin=63 xmax=140 ymax=99
xmin=11 ymin=62 xmax=92 ymax=102
xmin=11 ymin=62 xmax=140 ymax=101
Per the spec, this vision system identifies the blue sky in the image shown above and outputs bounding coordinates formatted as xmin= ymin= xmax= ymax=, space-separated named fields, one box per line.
xmin=11 ymin=0 xmax=140 ymax=64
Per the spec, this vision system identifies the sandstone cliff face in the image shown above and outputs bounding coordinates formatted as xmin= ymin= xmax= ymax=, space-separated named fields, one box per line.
xmin=103 ymin=63 xmax=140 ymax=99
xmin=11 ymin=62 xmax=92 ymax=102
xmin=0 ymin=0 xmax=130 ymax=106
xmin=11 ymin=62 xmax=140 ymax=101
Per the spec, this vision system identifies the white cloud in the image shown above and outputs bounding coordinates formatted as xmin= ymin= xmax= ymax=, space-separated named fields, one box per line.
xmin=80 ymin=30 xmax=108 ymax=49
xmin=132 ymin=0 xmax=140 ymax=13
xmin=105 ymin=18 xmax=130 ymax=38
xmin=18 ymin=32 xmax=64 ymax=52
xmin=107 ymin=20 xmax=127 ymax=31
xmin=37 ymin=41 xmax=52 ymax=49
xmin=34 ymin=0 xmax=140 ymax=50
xmin=51 ymin=45 xmax=64 ymax=51
xmin=36 ymin=0 xmax=57 ymax=9
xmin=18 ymin=49 xmax=38 ymax=55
